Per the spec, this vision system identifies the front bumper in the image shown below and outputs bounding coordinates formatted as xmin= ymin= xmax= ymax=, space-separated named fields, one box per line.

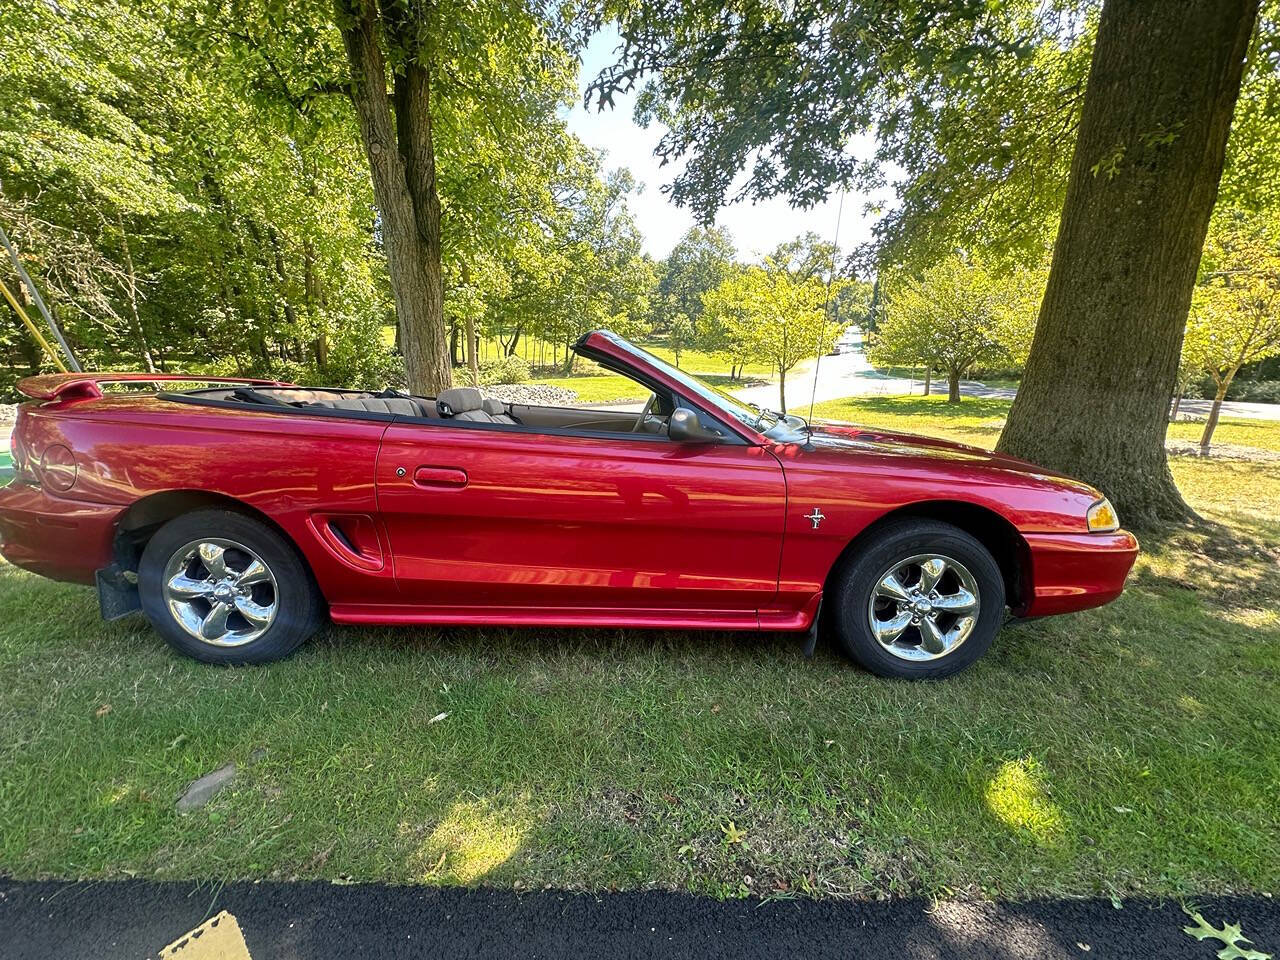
xmin=1020 ymin=530 xmax=1140 ymax=618
xmin=0 ymin=481 xmax=120 ymax=585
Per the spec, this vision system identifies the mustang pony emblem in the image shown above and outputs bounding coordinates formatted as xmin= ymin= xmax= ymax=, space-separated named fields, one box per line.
xmin=805 ymin=507 xmax=826 ymax=529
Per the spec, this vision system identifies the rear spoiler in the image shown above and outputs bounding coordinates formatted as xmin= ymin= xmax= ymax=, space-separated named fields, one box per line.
xmin=16 ymin=373 xmax=289 ymax=403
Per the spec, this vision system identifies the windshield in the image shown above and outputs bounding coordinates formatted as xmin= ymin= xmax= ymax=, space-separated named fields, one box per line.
xmin=589 ymin=334 xmax=809 ymax=441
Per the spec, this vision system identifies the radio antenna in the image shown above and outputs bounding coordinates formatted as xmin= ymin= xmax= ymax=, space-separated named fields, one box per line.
xmin=807 ymin=188 xmax=846 ymax=422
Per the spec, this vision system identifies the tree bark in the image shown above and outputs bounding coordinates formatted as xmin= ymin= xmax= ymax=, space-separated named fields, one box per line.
xmin=924 ymin=367 xmax=931 ymax=397
xmin=116 ymin=215 xmax=156 ymax=373
xmin=458 ymin=262 xmax=479 ymax=385
xmin=1199 ymin=381 xmax=1229 ymax=454
xmin=994 ymin=0 xmax=1259 ymax=527
xmin=948 ymin=368 xmax=960 ymax=403
xmin=778 ymin=366 xmax=787 ymax=412
xmin=503 ymin=323 xmax=522 ymax=356
xmin=336 ymin=0 xmax=450 ymax=395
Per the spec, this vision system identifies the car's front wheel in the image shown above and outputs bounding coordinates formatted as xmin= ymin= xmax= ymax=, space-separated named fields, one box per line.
xmin=138 ymin=509 xmax=323 ymax=664
xmin=830 ymin=520 xmax=1005 ymax=679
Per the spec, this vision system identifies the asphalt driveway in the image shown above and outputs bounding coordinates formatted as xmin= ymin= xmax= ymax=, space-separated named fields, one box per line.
xmin=3 ymin=878 xmax=1277 ymax=960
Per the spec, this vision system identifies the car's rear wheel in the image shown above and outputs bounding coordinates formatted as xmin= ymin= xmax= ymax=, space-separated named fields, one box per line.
xmin=830 ymin=520 xmax=1005 ymax=679
xmin=138 ymin=509 xmax=323 ymax=664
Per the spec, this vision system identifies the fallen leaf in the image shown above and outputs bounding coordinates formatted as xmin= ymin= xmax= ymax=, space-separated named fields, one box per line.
xmin=1183 ymin=909 xmax=1272 ymax=960
xmin=428 ymin=712 xmax=448 ymax=724
xmin=95 ymin=704 xmax=112 ymax=718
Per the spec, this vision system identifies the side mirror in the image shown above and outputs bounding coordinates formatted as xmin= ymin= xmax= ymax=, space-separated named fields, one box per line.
xmin=667 ymin=407 xmax=724 ymax=443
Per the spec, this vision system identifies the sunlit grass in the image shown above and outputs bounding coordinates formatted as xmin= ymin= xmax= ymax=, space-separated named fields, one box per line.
xmin=983 ymin=759 xmax=1066 ymax=847
xmin=412 ymin=799 xmax=530 ymax=885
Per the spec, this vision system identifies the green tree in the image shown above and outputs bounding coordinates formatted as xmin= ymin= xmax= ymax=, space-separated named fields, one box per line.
xmin=702 ymin=261 xmax=834 ymax=411
xmin=0 ymin=0 xmax=404 ymax=389
xmin=1183 ymin=212 xmax=1280 ymax=453
xmin=517 ymin=165 xmax=656 ymax=370
xmin=659 ymin=226 xmax=736 ymax=334
xmin=194 ymin=0 xmax=581 ymax=394
xmin=873 ymin=258 xmax=1038 ymax=403
xmin=667 ymin=312 xmax=693 ymax=368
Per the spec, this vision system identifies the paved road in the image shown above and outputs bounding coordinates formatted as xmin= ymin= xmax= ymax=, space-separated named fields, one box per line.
xmin=3 ymin=878 xmax=1277 ymax=960
xmin=729 ymin=351 xmax=1280 ymax=422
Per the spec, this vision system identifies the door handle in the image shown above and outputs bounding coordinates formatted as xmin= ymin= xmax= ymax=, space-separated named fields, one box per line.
xmin=413 ymin=466 xmax=468 ymax=489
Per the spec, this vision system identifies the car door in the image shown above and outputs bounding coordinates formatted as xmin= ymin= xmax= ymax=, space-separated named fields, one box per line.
xmin=374 ymin=418 xmax=787 ymax=616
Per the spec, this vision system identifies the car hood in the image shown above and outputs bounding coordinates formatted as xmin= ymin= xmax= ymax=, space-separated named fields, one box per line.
xmin=794 ymin=421 xmax=1101 ymax=496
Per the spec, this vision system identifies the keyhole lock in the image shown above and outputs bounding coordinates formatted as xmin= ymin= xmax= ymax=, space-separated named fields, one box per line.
xmin=396 ymin=467 xmax=406 ymax=477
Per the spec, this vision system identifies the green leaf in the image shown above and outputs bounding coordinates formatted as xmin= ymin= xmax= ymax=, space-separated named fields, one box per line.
xmin=1182 ymin=909 xmax=1273 ymax=960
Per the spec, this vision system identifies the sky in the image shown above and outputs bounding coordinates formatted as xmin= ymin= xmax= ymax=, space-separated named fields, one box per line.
xmin=565 ymin=27 xmax=897 ymax=263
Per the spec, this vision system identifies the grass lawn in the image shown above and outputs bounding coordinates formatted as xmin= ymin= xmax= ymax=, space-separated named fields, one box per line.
xmin=378 ymin=329 xmax=773 ymax=405
xmin=0 ymin=399 xmax=1277 ymax=901
xmin=528 ymin=345 xmax=770 ymax=406
xmin=812 ymin=393 xmax=1280 ymax=455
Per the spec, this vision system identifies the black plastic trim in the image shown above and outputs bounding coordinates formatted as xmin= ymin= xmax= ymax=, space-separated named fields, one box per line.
xmin=160 ymin=393 xmax=399 ymax=423
xmin=161 ymin=392 xmax=688 ymax=443
xmin=386 ymin=413 xmax=674 ymax=443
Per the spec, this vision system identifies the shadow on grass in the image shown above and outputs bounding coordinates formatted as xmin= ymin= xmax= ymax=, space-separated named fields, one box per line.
xmin=0 ymin=512 xmax=1277 ymax=900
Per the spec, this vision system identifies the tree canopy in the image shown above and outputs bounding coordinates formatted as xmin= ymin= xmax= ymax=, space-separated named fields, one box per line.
xmin=872 ymin=257 xmax=1040 ymax=402
xmin=1184 ymin=210 xmax=1280 ymax=451
xmin=702 ymin=259 xmax=839 ymax=411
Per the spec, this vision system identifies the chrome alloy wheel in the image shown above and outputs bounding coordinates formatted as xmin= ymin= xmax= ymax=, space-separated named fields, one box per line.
xmin=160 ymin=538 xmax=278 ymax=647
xmin=866 ymin=553 xmax=980 ymax=662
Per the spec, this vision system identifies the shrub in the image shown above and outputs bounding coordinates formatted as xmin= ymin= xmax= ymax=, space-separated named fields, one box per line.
xmin=1228 ymin=380 xmax=1280 ymax=403
xmin=478 ymin=354 xmax=529 ymax=385
xmin=1190 ymin=377 xmax=1280 ymax=403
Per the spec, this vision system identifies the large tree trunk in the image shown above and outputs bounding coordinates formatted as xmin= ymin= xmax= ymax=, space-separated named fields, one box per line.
xmin=947 ymin=368 xmax=960 ymax=404
xmin=336 ymin=0 xmax=450 ymax=395
xmin=995 ymin=0 xmax=1258 ymax=527
xmin=923 ymin=367 xmax=931 ymax=397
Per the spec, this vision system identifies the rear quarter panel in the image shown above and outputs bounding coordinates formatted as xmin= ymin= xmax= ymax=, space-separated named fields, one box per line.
xmin=20 ymin=397 xmax=396 ymax=605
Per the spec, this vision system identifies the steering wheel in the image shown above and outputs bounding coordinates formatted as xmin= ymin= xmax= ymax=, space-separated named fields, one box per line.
xmin=632 ymin=393 xmax=657 ymax=433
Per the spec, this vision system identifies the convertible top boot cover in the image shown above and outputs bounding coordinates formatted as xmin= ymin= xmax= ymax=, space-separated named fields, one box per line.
xmin=436 ymin=387 xmax=516 ymax=424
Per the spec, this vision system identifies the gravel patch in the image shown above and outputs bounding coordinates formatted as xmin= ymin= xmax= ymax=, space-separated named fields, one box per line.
xmin=486 ymin=383 xmax=579 ymax=406
xmin=1166 ymin=439 xmax=1280 ymax=462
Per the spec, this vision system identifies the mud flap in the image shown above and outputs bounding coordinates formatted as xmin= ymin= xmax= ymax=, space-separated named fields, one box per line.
xmin=801 ymin=597 xmax=822 ymax=658
xmin=96 ymin=564 xmax=140 ymax=620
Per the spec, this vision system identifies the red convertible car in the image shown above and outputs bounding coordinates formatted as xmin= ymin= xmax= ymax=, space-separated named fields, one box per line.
xmin=0 ymin=331 xmax=1137 ymax=678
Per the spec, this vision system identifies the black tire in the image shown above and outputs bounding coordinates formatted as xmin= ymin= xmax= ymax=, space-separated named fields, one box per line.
xmin=829 ymin=520 xmax=1005 ymax=679
xmin=138 ymin=508 xmax=323 ymax=664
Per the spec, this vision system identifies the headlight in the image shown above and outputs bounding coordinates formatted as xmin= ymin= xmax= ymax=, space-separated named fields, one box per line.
xmin=1086 ymin=497 xmax=1119 ymax=533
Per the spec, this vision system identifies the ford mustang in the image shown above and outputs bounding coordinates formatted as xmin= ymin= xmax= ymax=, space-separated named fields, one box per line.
xmin=0 ymin=331 xmax=1138 ymax=678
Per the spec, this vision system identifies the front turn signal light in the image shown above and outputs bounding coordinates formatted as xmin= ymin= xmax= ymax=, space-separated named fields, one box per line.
xmin=1086 ymin=498 xmax=1119 ymax=533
